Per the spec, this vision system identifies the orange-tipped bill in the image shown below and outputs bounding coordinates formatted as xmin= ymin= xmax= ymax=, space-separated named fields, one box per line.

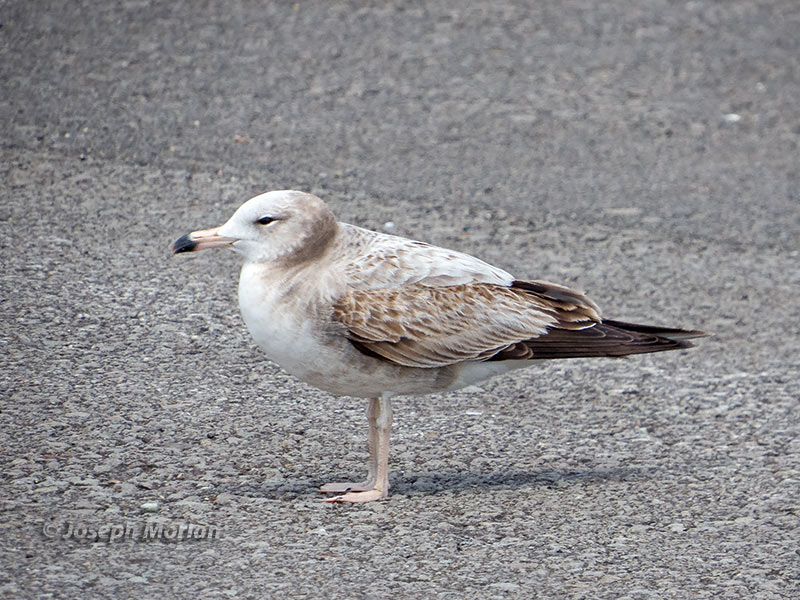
xmin=172 ymin=227 xmax=236 ymax=254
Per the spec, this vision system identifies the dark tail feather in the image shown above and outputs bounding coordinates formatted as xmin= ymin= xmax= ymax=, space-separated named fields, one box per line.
xmin=489 ymin=320 xmax=707 ymax=361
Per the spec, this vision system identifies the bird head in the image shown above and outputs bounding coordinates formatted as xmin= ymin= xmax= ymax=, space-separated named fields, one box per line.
xmin=172 ymin=190 xmax=338 ymax=265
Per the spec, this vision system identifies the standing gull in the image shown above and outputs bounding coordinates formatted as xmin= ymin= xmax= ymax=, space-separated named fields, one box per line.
xmin=172 ymin=190 xmax=704 ymax=503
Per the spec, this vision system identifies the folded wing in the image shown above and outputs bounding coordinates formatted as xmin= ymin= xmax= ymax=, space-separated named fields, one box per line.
xmin=333 ymin=279 xmax=607 ymax=368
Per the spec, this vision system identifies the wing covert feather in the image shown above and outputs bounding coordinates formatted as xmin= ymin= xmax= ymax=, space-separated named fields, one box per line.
xmin=338 ymin=226 xmax=513 ymax=289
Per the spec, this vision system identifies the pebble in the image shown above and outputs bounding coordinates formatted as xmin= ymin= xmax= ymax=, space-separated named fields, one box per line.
xmin=215 ymin=493 xmax=236 ymax=505
xmin=140 ymin=501 xmax=160 ymax=513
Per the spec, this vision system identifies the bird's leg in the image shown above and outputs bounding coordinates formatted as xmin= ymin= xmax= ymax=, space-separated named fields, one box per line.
xmin=322 ymin=395 xmax=392 ymax=503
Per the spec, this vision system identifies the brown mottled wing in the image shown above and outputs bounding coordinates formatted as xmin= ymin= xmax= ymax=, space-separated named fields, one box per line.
xmin=332 ymin=280 xmax=601 ymax=368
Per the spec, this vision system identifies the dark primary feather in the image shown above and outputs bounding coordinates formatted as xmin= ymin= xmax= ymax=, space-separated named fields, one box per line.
xmin=488 ymin=319 xmax=706 ymax=361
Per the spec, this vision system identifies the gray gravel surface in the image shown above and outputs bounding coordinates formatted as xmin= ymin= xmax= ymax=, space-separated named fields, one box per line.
xmin=2 ymin=1 xmax=799 ymax=598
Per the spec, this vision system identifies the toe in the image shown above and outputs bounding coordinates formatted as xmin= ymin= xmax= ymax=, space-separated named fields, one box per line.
xmin=324 ymin=489 xmax=386 ymax=503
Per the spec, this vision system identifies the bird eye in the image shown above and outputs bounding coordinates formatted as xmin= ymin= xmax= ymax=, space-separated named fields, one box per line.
xmin=256 ymin=216 xmax=275 ymax=225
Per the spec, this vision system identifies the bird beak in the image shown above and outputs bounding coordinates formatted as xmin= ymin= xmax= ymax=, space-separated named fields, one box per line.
xmin=172 ymin=227 xmax=236 ymax=254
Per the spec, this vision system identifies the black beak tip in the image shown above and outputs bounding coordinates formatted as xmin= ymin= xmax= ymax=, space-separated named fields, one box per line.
xmin=172 ymin=234 xmax=197 ymax=254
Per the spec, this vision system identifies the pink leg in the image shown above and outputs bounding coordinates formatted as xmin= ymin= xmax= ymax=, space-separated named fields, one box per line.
xmin=321 ymin=395 xmax=392 ymax=503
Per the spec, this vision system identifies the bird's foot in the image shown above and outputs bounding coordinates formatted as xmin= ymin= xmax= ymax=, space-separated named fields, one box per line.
xmin=323 ymin=488 xmax=387 ymax=503
xmin=319 ymin=480 xmax=375 ymax=493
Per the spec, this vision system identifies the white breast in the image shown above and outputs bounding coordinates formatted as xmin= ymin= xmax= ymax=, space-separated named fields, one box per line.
xmin=237 ymin=262 xmax=343 ymax=381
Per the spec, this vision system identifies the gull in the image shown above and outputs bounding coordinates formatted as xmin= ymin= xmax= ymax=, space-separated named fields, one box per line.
xmin=172 ymin=190 xmax=704 ymax=503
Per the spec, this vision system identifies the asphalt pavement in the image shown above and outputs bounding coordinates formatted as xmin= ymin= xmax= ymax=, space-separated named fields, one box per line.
xmin=2 ymin=1 xmax=799 ymax=598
